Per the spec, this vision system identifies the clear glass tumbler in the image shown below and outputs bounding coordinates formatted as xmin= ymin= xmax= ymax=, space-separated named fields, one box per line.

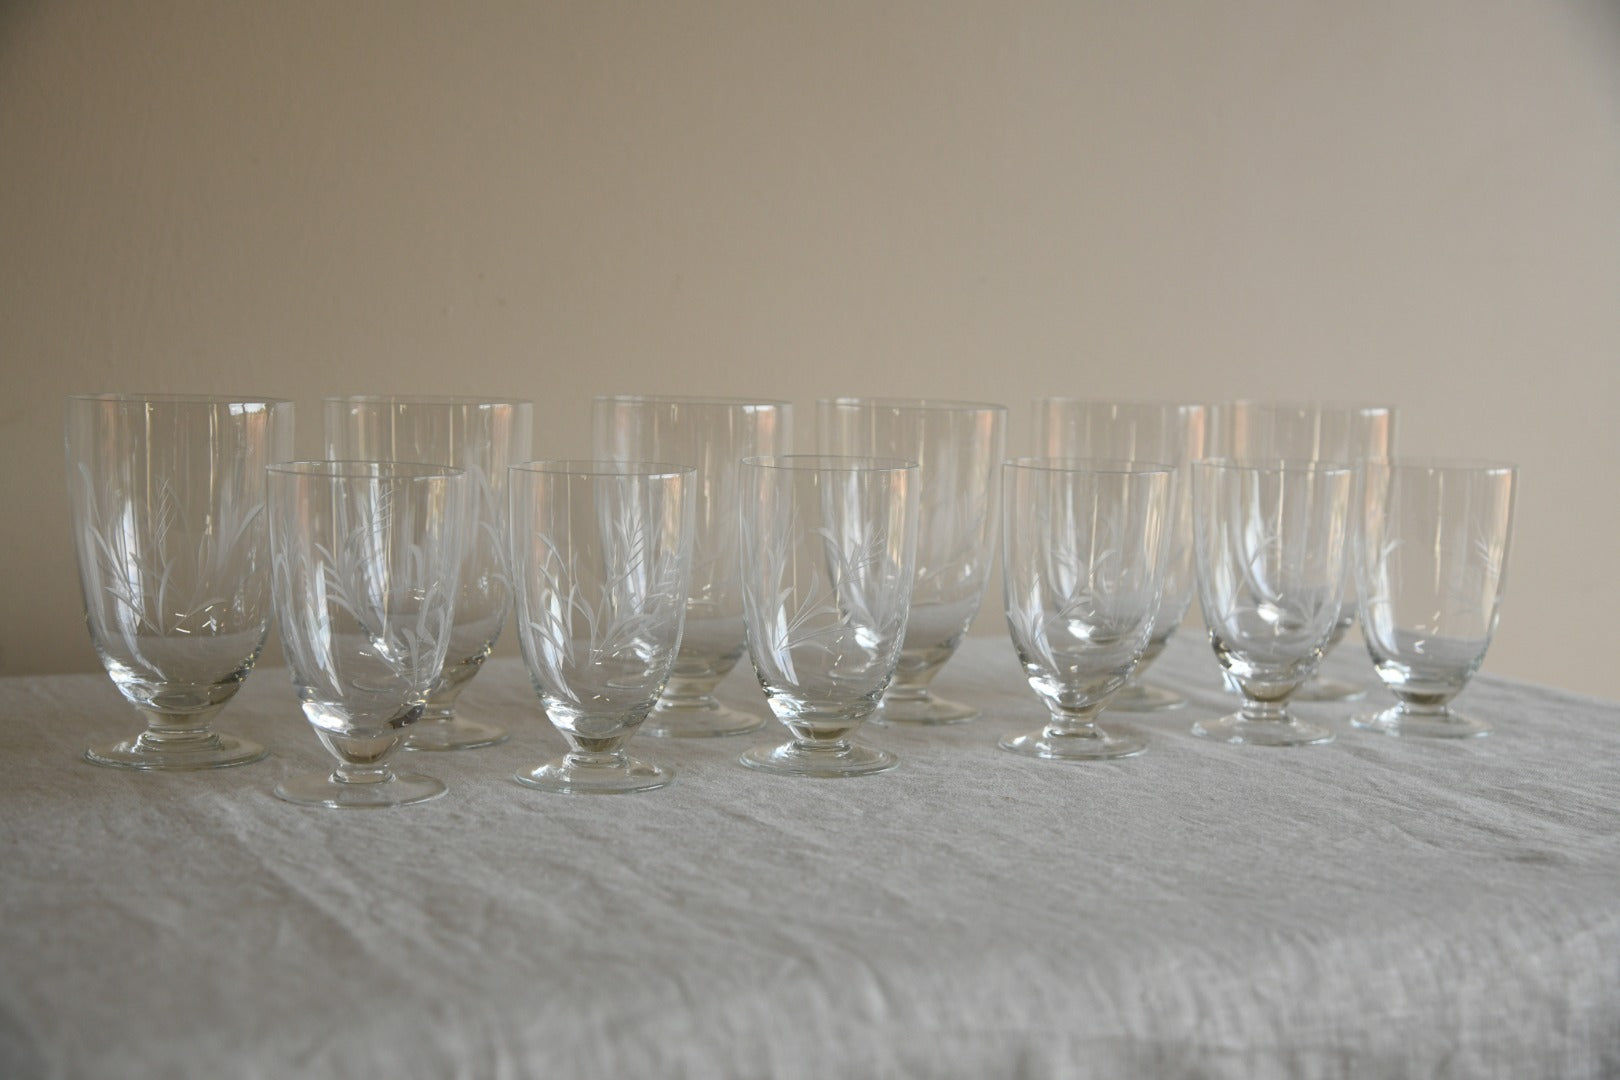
xmin=817 ymin=398 xmax=1004 ymax=725
xmin=325 ymin=396 xmax=533 ymax=750
xmin=1209 ymin=402 xmax=1394 ymax=702
xmin=592 ymin=395 xmax=791 ymax=738
xmin=268 ymin=461 xmax=468 ymax=808
xmin=67 ymin=394 xmax=293 ymax=770
xmin=1353 ymin=460 xmax=1516 ymax=737
xmin=1192 ymin=459 xmax=1355 ymax=747
xmin=738 ymin=455 xmax=919 ymax=777
xmin=508 ymin=461 xmax=694 ymax=794
xmin=1031 ymin=400 xmax=1207 ymax=711
xmin=999 ymin=460 xmax=1173 ymax=761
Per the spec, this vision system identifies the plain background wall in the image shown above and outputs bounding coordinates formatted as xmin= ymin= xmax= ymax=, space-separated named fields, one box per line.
xmin=3 ymin=1 xmax=1618 ymax=698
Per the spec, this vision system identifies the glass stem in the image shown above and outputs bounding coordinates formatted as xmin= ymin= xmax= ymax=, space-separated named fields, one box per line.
xmin=1044 ymin=705 xmax=1105 ymax=741
xmin=1239 ymin=696 xmax=1291 ymax=725
xmin=566 ymin=749 xmax=629 ymax=771
xmin=332 ymin=761 xmax=393 ymax=785
xmin=135 ymin=707 xmax=225 ymax=750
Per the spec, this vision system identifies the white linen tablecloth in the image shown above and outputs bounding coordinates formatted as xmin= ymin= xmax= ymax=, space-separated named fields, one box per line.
xmin=2 ymin=634 xmax=1618 ymax=1079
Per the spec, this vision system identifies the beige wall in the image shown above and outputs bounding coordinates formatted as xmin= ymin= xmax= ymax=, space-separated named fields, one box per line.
xmin=4 ymin=1 xmax=1618 ymax=698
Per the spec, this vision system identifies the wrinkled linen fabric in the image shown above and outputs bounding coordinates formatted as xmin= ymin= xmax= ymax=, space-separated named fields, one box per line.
xmin=1 ymin=634 xmax=1617 ymax=1079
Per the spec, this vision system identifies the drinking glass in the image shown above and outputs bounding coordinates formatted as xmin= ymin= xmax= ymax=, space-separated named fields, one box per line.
xmin=999 ymin=460 xmax=1173 ymax=761
xmin=67 ymin=394 xmax=293 ymax=770
xmin=1192 ymin=459 xmax=1355 ymax=746
xmin=592 ymin=395 xmax=791 ymax=737
xmin=817 ymin=398 xmax=1003 ymax=724
xmin=738 ymin=455 xmax=919 ymax=776
xmin=325 ymin=396 xmax=533 ymax=750
xmin=268 ymin=461 xmax=467 ymax=808
xmin=1210 ymin=402 xmax=1394 ymax=701
xmin=1353 ymin=460 xmax=1516 ymax=737
xmin=508 ymin=462 xmax=694 ymax=794
xmin=1032 ymin=400 xmax=1207 ymax=711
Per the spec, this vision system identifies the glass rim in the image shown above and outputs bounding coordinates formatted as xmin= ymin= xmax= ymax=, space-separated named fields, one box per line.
xmin=1366 ymin=456 xmax=1517 ymax=476
xmin=509 ymin=459 xmax=697 ymax=480
xmin=1192 ymin=457 xmax=1359 ymax=476
xmin=1004 ymin=456 xmax=1176 ymax=475
xmin=68 ymin=393 xmax=292 ymax=408
xmin=1216 ymin=399 xmax=1394 ymax=418
xmin=817 ymin=396 xmax=1007 ymax=415
xmin=267 ymin=460 xmax=465 ymax=480
xmin=1033 ymin=397 xmax=1207 ymax=414
xmin=741 ymin=453 xmax=919 ymax=473
xmin=324 ymin=394 xmax=533 ymax=409
xmin=593 ymin=393 xmax=792 ymax=409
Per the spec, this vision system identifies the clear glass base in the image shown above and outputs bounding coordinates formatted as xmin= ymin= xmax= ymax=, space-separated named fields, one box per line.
xmin=1293 ymin=675 xmax=1368 ymax=702
xmin=273 ymin=770 xmax=446 ymax=809
xmin=1107 ymin=682 xmax=1186 ymax=713
xmin=85 ymin=731 xmax=268 ymax=771
xmin=1192 ymin=712 xmax=1335 ymax=747
xmin=403 ymin=714 xmax=509 ymax=751
xmin=641 ymin=699 xmax=765 ymax=739
xmin=740 ymin=740 xmax=897 ymax=777
xmin=515 ymin=755 xmax=673 ymax=794
xmin=998 ymin=727 xmax=1146 ymax=761
xmin=1351 ymin=706 xmax=1489 ymax=739
xmin=874 ymin=691 xmax=979 ymax=726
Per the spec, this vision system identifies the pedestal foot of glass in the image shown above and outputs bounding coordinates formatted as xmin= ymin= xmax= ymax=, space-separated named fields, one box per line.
xmin=741 ymin=740 xmax=896 ymax=777
xmin=1107 ymin=682 xmax=1186 ymax=713
xmin=1293 ymin=675 xmax=1367 ymax=702
xmin=641 ymin=699 xmax=765 ymax=739
xmin=403 ymin=714 xmax=509 ymax=751
xmin=1351 ymin=707 xmax=1489 ymax=739
xmin=998 ymin=726 xmax=1145 ymax=761
xmin=1192 ymin=713 xmax=1334 ymax=746
xmin=274 ymin=768 xmax=447 ymax=809
xmin=875 ymin=689 xmax=979 ymax=726
xmin=516 ymin=753 xmax=673 ymax=794
xmin=85 ymin=730 xmax=268 ymax=772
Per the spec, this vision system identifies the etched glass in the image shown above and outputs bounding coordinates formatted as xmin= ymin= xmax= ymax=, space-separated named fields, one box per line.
xmin=67 ymin=394 xmax=293 ymax=770
xmin=1031 ymin=400 xmax=1206 ymax=712
xmin=1209 ymin=401 xmax=1394 ymax=701
xmin=325 ymin=396 xmax=533 ymax=750
xmin=592 ymin=395 xmax=791 ymax=737
xmin=269 ymin=461 xmax=467 ymax=808
xmin=999 ymin=460 xmax=1173 ymax=761
xmin=1192 ymin=459 xmax=1355 ymax=746
xmin=1353 ymin=460 xmax=1516 ymax=737
xmin=508 ymin=461 xmax=694 ymax=794
xmin=817 ymin=398 xmax=1003 ymax=725
xmin=738 ymin=455 xmax=919 ymax=776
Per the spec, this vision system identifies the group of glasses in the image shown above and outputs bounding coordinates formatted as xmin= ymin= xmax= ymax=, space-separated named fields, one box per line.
xmin=66 ymin=394 xmax=1516 ymax=807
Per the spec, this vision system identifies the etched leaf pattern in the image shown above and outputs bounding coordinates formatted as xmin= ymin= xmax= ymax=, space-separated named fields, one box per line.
xmin=271 ymin=484 xmax=458 ymax=695
xmin=1010 ymin=501 xmax=1142 ymax=668
xmin=522 ymin=497 xmax=687 ymax=697
xmin=756 ymin=497 xmax=901 ymax=686
xmin=77 ymin=461 xmax=265 ymax=679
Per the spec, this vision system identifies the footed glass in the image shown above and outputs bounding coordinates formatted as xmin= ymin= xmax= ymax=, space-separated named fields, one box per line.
xmin=1353 ymin=460 xmax=1516 ymax=737
xmin=592 ymin=395 xmax=791 ymax=737
xmin=738 ymin=456 xmax=919 ymax=776
xmin=269 ymin=462 xmax=467 ymax=808
xmin=326 ymin=396 xmax=533 ymax=750
xmin=67 ymin=394 xmax=293 ymax=770
xmin=817 ymin=398 xmax=1003 ymax=724
xmin=1192 ymin=459 xmax=1354 ymax=747
xmin=1210 ymin=402 xmax=1393 ymax=701
xmin=999 ymin=460 xmax=1172 ymax=761
xmin=1032 ymin=400 xmax=1206 ymax=712
xmin=508 ymin=462 xmax=694 ymax=794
